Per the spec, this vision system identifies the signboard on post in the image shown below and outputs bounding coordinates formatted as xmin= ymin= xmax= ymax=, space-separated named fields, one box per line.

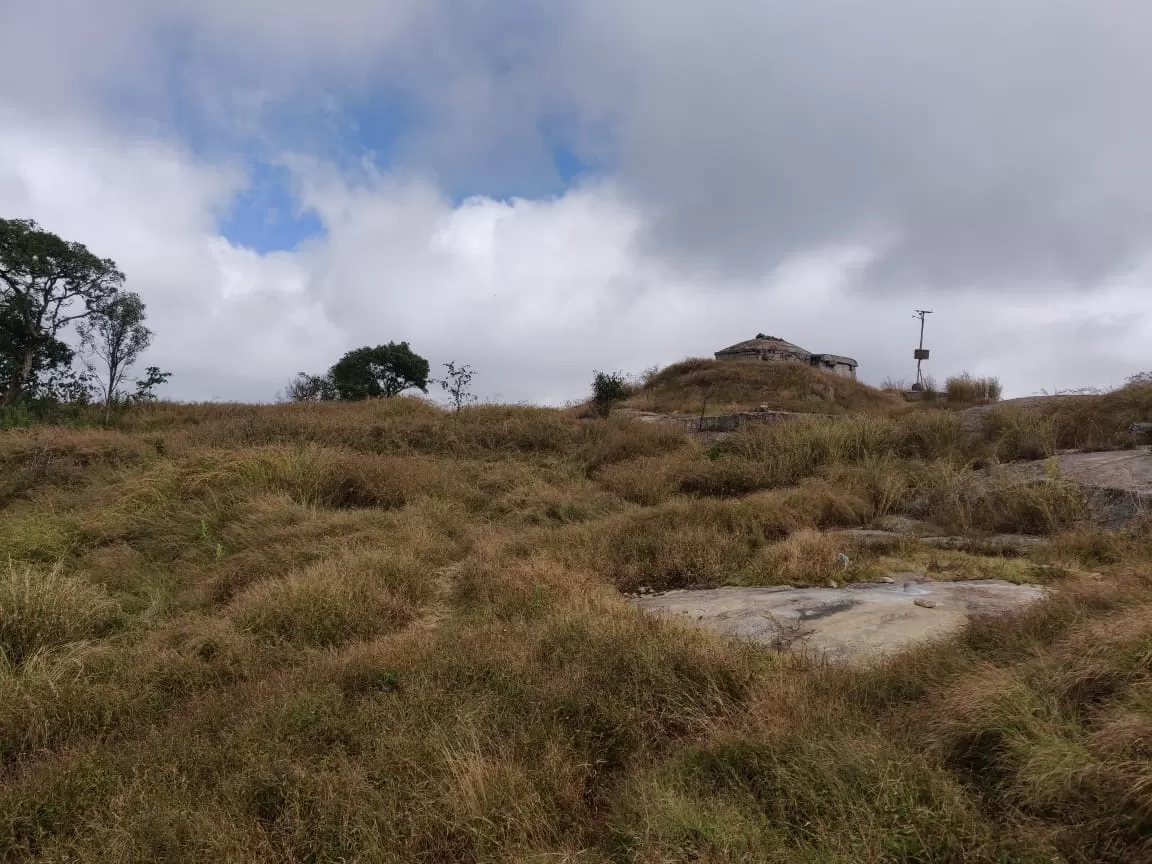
xmin=914 ymin=349 xmax=930 ymax=360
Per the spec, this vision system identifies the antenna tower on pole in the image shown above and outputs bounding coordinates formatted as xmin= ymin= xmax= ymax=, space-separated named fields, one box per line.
xmin=912 ymin=309 xmax=933 ymax=390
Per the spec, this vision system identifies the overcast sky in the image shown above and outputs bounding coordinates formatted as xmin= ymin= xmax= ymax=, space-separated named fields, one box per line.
xmin=2 ymin=0 xmax=1150 ymax=403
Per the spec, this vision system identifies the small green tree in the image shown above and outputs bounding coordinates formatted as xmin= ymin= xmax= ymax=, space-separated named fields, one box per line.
xmin=283 ymin=371 xmax=338 ymax=402
xmin=438 ymin=361 xmax=477 ymax=413
xmin=592 ymin=370 xmax=631 ymax=417
xmin=131 ymin=366 xmax=171 ymax=402
xmin=330 ymin=343 xmax=429 ymax=401
xmin=77 ymin=291 xmax=152 ymax=422
xmin=0 ymin=219 xmax=124 ymax=406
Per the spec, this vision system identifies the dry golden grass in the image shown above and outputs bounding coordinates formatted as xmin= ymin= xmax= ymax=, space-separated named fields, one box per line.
xmin=944 ymin=372 xmax=1003 ymax=404
xmin=978 ymin=381 xmax=1152 ymax=451
xmin=1 ymin=385 xmax=1150 ymax=863
xmin=0 ymin=561 xmax=121 ymax=664
xmin=628 ymin=357 xmax=900 ymax=415
xmin=227 ymin=549 xmax=437 ymax=648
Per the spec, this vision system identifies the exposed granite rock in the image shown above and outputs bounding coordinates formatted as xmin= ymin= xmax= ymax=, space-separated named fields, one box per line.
xmin=629 ymin=580 xmax=1048 ymax=665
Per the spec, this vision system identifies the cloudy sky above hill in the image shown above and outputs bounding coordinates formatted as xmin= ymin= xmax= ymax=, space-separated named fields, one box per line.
xmin=2 ymin=0 xmax=1150 ymax=402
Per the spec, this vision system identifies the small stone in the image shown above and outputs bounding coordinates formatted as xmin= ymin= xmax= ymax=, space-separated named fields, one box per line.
xmin=875 ymin=576 xmax=896 ymax=584
xmin=914 ymin=598 xmax=937 ymax=609
xmin=827 ymin=579 xmax=839 ymax=588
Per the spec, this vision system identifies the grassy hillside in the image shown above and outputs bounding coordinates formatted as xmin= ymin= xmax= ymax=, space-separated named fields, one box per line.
xmin=627 ymin=357 xmax=901 ymax=415
xmin=1 ymin=394 xmax=1151 ymax=862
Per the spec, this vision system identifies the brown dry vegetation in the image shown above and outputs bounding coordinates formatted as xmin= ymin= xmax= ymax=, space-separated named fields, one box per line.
xmin=1 ymin=387 xmax=1151 ymax=863
xmin=626 ymin=357 xmax=900 ymax=415
xmin=996 ymin=383 xmax=1152 ymax=451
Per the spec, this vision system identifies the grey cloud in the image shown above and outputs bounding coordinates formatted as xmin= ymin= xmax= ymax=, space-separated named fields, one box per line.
xmin=9 ymin=0 xmax=1152 ymax=298
xmin=4 ymin=0 xmax=1152 ymax=405
xmin=555 ymin=0 xmax=1152 ymax=291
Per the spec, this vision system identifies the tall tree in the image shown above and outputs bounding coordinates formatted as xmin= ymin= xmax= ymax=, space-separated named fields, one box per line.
xmin=0 ymin=297 xmax=76 ymax=400
xmin=0 ymin=219 xmax=124 ymax=405
xmin=330 ymin=343 xmax=429 ymax=400
xmin=77 ymin=291 xmax=152 ymax=421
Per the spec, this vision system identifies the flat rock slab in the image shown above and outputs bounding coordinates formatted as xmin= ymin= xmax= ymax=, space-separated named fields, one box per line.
xmin=1052 ymin=450 xmax=1152 ymax=495
xmin=629 ymin=580 xmax=1047 ymax=665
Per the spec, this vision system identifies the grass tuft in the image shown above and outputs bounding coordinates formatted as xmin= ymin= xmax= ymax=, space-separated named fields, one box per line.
xmin=0 ymin=560 xmax=121 ymax=665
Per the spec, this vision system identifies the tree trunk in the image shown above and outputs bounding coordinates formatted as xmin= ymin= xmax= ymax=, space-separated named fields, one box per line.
xmin=1 ymin=348 xmax=35 ymax=406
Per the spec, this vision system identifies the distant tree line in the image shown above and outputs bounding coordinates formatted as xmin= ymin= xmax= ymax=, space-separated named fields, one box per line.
xmin=0 ymin=218 xmax=169 ymax=422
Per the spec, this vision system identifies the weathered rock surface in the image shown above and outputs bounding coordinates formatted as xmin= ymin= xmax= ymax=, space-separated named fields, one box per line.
xmin=918 ymin=536 xmax=971 ymax=550
xmin=1019 ymin=450 xmax=1152 ymax=526
xmin=628 ymin=580 xmax=1047 ymax=665
xmin=834 ymin=530 xmax=1049 ymax=555
xmin=916 ymin=534 xmax=1050 ymax=554
xmin=1050 ymin=449 xmax=1152 ymax=494
xmin=611 ymin=407 xmax=836 ymax=439
xmin=872 ymin=515 xmax=929 ymax=535
xmin=834 ymin=528 xmax=908 ymax=548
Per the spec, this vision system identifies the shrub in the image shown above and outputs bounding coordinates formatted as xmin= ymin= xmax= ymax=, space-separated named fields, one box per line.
xmin=592 ymin=371 xmax=632 ymax=418
xmin=282 ymin=372 xmax=337 ymax=402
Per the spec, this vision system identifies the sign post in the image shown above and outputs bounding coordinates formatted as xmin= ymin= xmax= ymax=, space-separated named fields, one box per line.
xmin=912 ymin=309 xmax=933 ymax=390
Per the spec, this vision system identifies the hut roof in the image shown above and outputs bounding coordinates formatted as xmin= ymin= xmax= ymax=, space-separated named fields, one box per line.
xmin=714 ymin=334 xmax=812 ymax=358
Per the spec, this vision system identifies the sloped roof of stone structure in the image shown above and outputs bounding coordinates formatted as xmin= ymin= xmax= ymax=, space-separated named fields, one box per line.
xmin=810 ymin=353 xmax=859 ymax=368
xmin=715 ymin=334 xmax=812 ymax=358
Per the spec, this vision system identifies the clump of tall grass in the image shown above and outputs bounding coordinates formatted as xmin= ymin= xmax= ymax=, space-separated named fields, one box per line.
xmin=907 ymin=463 xmax=1088 ymax=536
xmin=988 ymin=410 xmax=1059 ymax=461
xmin=0 ymin=561 xmax=121 ymax=665
xmin=719 ymin=416 xmax=898 ymax=483
xmin=227 ymin=549 xmax=435 ymax=648
xmin=945 ymin=372 xmax=1003 ymax=404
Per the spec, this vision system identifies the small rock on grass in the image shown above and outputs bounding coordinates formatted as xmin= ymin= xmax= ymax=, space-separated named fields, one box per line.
xmin=875 ymin=576 xmax=896 ymax=584
xmin=914 ymin=598 xmax=938 ymax=609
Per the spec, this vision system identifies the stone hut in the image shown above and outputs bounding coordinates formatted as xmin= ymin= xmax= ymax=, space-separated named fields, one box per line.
xmin=714 ymin=333 xmax=859 ymax=380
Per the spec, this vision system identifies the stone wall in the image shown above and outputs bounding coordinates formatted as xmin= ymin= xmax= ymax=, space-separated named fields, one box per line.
xmin=687 ymin=410 xmax=808 ymax=433
xmin=616 ymin=408 xmax=836 ymax=438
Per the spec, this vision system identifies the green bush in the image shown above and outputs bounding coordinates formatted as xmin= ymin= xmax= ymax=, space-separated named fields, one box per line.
xmin=592 ymin=371 xmax=632 ymax=418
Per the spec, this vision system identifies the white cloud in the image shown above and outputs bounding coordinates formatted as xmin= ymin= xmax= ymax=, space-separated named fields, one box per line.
xmin=3 ymin=110 xmax=1150 ymax=404
xmin=5 ymin=0 xmax=1152 ymax=407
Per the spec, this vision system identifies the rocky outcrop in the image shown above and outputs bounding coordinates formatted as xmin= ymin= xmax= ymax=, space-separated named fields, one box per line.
xmin=1029 ymin=450 xmax=1152 ymax=526
xmin=628 ymin=580 xmax=1048 ymax=665
xmin=614 ymin=407 xmax=836 ymax=438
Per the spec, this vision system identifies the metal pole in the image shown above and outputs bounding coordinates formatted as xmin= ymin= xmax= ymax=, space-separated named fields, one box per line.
xmin=913 ymin=309 xmax=932 ymax=388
